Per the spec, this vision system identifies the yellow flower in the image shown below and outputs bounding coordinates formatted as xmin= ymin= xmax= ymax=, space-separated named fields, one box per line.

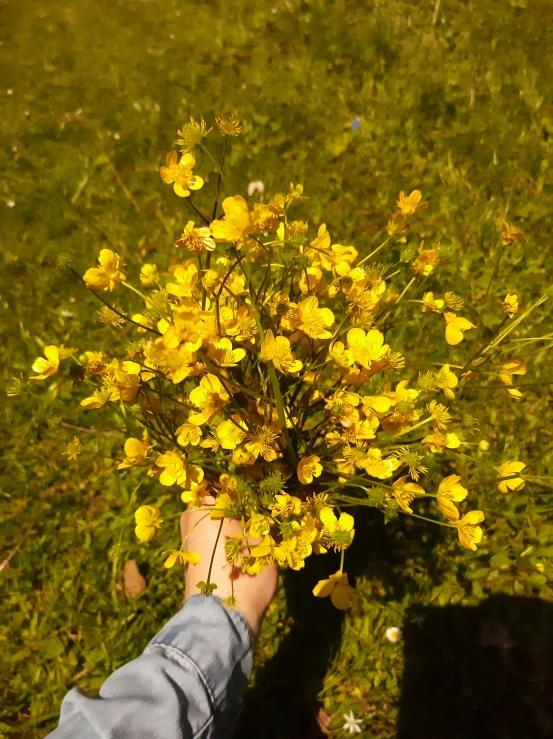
xmin=412 ymin=241 xmax=438 ymax=276
xmin=309 ymin=223 xmax=331 ymax=252
xmin=444 ymin=312 xmax=475 ymax=345
xmin=165 ymin=262 xmax=199 ymax=298
xmin=500 ymin=219 xmax=522 ymax=246
xmin=83 ymin=249 xmax=126 ymax=291
xmin=210 ymin=492 xmax=234 ymax=520
xmin=297 ymin=455 xmax=323 ymax=485
xmin=296 ymin=296 xmax=335 ymax=340
xmin=437 ymin=474 xmax=468 ymax=520
xmin=269 ymin=494 xmax=302 ymax=517
xmin=502 ymin=293 xmax=518 ymax=318
xmin=285 ymin=182 xmax=307 ymax=204
xmin=435 ymin=364 xmax=458 ymax=400
xmin=298 ymin=266 xmax=324 ymax=294
xmin=63 ymin=437 xmax=82 ymax=461
xmin=139 ymin=263 xmax=158 ymax=287
xmin=174 ymin=220 xmax=216 ymax=252
xmin=188 ymin=374 xmax=230 ymax=426
xmin=176 ymin=423 xmax=202 ymax=448
xmin=327 ymin=341 xmax=354 ymax=368
xmin=261 ymin=330 xmax=302 ymax=374
xmin=422 ymin=432 xmax=448 ymax=452
xmin=251 ymin=202 xmax=284 ymax=231
xmin=320 ymin=508 xmax=355 ymax=550
xmin=155 ymin=451 xmax=187 ymax=486
xmin=216 ymin=417 xmax=248 ymax=450
xmin=31 ymin=344 xmax=76 ymax=380
xmin=135 ymin=505 xmax=163 ymax=542
xmin=346 ymin=328 xmax=388 ymax=370
xmin=421 ymin=292 xmax=445 ymax=312
xmin=159 ymin=151 xmax=204 ymax=197
xmin=312 ymin=570 xmax=356 ymax=610
xmin=176 ymin=116 xmax=212 ymax=152
xmin=455 ymin=510 xmax=485 ymax=551
xmin=163 ymin=550 xmax=200 ymax=568
xmin=397 ymin=190 xmax=427 ymax=216
xmin=208 ymin=338 xmax=246 ymax=367
xmin=210 ymin=195 xmax=254 ymax=242
xmin=495 ymin=460 xmax=526 ymax=493
xmin=499 ymin=359 xmax=526 ymax=386
xmin=80 ymin=387 xmax=114 ymax=409
xmin=328 ymin=244 xmax=358 ymax=277
xmin=245 ymin=426 xmax=280 ymax=462
xmin=392 ymin=476 xmax=425 ymax=514
xmin=118 ymin=435 xmax=149 ymax=469
xmin=248 ymin=514 xmax=274 ymax=538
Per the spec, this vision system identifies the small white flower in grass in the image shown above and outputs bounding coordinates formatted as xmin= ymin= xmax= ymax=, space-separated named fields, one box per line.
xmin=247 ymin=180 xmax=265 ymax=197
xmin=343 ymin=710 xmax=362 ymax=734
xmin=6 ymin=200 xmax=15 ymax=208
xmin=385 ymin=626 xmax=402 ymax=643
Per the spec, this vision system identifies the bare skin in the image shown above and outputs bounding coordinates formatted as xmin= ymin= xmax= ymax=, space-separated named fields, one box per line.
xmin=180 ymin=497 xmax=278 ymax=639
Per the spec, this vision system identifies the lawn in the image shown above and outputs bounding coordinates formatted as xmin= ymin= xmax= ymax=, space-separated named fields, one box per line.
xmin=2 ymin=0 xmax=553 ymax=736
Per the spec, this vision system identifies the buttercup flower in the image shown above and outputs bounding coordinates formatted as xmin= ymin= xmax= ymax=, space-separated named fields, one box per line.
xmin=210 ymin=195 xmax=254 ymax=242
xmin=495 ymin=460 xmax=525 ymax=493
xmin=83 ymin=249 xmax=126 ymax=291
xmin=139 ymin=264 xmax=158 ymax=287
xmin=31 ymin=344 xmax=76 ymax=380
xmin=118 ymin=435 xmax=149 ymax=469
xmin=455 ymin=510 xmax=485 ymax=551
xmin=174 ymin=221 xmax=216 ymax=253
xmin=159 ymin=151 xmax=204 ymax=197
xmin=313 ymin=570 xmax=356 ymax=610
xmin=297 ymin=455 xmax=323 ymax=485
xmin=503 ymin=293 xmax=519 ymax=318
xmin=346 ymin=328 xmax=388 ymax=369
xmin=135 ymin=505 xmax=163 ymax=542
xmin=500 ymin=219 xmax=522 ymax=246
xmin=392 ymin=476 xmax=425 ymax=514
xmin=437 ymin=474 xmax=468 ymax=519
xmin=164 ymin=550 xmax=200 ymax=568
xmin=63 ymin=437 xmax=82 ymax=461
xmin=444 ymin=312 xmax=475 ymax=345
xmin=435 ymin=364 xmax=458 ymax=399
xmin=188 ymin=374 xmax=230 ymax=426
xmin=397 ymin=189 xmax=427 ymax=216
xmin=261 ymin=330 xmax=302 ymax=374
xmin=296 ymin=296 xmax=335 ymax=339
xmin=155 ymin=451 xmax=187 ymax=486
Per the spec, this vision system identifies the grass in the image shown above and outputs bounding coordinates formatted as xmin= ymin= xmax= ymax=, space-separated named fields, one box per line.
xmin=2 ymin=0 xmax=553 ymax=736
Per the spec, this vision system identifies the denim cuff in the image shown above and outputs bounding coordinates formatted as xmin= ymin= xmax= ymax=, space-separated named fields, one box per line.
xmin=146 ymin=595 xmax=254 ymax=735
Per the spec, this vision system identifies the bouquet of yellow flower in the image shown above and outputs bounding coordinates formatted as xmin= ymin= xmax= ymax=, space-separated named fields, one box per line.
xmin=31 ymin=115 xmax=539 ymax=610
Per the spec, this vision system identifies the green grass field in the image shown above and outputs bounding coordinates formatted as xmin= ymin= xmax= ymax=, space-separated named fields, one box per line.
xmin=2 ymin=0 xmax=553 ymax=736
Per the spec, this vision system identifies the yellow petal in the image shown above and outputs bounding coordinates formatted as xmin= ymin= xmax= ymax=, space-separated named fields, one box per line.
xmin=312 ymin=577 xmax=335 ymax=598
xmin=330 ymin=582 xmax=352 ymax=610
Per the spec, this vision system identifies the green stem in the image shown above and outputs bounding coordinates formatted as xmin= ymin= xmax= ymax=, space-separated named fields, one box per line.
xmin=206 ymin=520 xmax=224 ymax=587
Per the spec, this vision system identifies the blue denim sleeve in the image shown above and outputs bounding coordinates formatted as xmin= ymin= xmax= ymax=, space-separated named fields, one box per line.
xmin=47 ymin=595 xmax=254 ymax=739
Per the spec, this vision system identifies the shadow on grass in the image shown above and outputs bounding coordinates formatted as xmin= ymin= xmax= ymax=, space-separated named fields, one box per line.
xmin=398 ymin=595 xmax=553 ymax=739
xmin=233 ymin=507 xmax=434 ymax=738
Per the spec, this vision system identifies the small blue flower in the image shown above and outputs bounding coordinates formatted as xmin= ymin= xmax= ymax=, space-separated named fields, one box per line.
xmin=351 ymin=118 xmax=361 ymax=131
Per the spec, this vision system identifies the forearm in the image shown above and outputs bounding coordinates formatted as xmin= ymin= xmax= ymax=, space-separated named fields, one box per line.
xmin=47 ymin=595 xmax=254 ymax=739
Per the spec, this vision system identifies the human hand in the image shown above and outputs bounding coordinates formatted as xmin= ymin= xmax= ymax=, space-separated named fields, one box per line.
xmin=180 ymin=499 xmax=278 ymax=639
